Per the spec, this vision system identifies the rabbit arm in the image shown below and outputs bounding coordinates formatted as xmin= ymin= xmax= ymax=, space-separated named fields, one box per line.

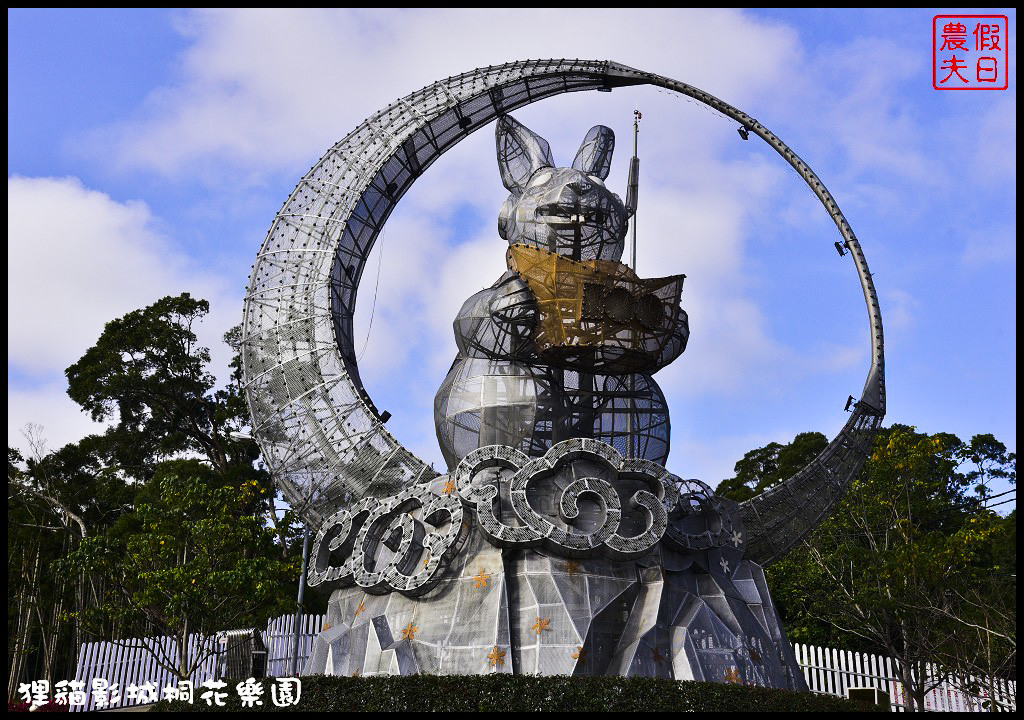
xmin=453 ymin=272 xmax=538 ymax=361
xmin=647 ymin=306 xmax=689 ymax=373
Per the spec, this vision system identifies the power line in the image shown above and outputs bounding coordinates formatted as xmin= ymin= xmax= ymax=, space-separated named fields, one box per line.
xmin=356 ymin=228 xmax=385 ymax=362
xmin=980 ymin=488 xmax=1016 ymax=502
xmin=986 ymin=497 xmax=1016 ymax=510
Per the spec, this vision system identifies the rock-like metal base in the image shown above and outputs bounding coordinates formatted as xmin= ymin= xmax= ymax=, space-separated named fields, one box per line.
xmin=303 ymin=524 xmax=805 ymax=689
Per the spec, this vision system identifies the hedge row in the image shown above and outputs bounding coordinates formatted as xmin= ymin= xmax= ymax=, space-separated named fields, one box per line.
xmin=151 ymin=675 xmax=887 ymax=712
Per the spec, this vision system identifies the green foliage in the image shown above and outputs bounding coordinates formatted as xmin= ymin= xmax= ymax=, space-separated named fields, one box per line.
xmin=64 ymin=293 xmax=257 ymax=480
xmin=150 ymin=675 xmax=886 ymax=712
xmin=9 ymin=431 xmax=141 ymax=683
xmin=961 ymin=434 xmax=1015 ymax=500
xmin=63 ymin=462 xmax=297 ymax=676
xmin=759 ymin=425 xmax=1015 ymax=710
xmin=716 ymin=432 xmax=827 ymax=502
xmin=9 ymin=294 xmax=299 ymax=686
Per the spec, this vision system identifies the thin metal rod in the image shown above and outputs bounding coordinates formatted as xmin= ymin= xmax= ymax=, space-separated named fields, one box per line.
xmin=290 ymin=525 xmax=311 ymax=676
xmin=628 ymin=109 xmax=640 ymax=458
xmin=631 ymin=109 xmax=640 ymax=273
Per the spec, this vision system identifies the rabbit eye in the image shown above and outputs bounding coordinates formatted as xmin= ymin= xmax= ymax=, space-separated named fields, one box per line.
xmin=529 ymin=171 xmax=552 ymax=187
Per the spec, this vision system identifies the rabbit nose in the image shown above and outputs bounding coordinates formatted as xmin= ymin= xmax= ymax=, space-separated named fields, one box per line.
xmin=566 ymin=178 xmax=592 ymax=194
xmin=557 ymin=183 xmax=590 ymax=207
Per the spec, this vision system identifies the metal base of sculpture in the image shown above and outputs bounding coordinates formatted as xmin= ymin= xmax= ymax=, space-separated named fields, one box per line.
xmin=303 ymin=445 xmax=806 ymax=689
xmin=307 ymin=554 xmax=802 ymax=687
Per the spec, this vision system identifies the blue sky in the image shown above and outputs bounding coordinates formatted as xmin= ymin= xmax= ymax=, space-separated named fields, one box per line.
xmin=8 ymin=9 xmax=1016 ymax=507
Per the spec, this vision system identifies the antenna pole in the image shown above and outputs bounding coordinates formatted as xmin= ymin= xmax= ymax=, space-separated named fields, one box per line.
xmin=626 ymin=109 xmax=641 ymax=458
xmin=631 ymin=109 xmax=640 ymax=272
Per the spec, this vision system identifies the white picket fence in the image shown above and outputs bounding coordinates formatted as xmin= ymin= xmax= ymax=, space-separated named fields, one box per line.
xmin=794 ymin=642 xmax=1017 ymax=712
xmin=263 ymin=613 xmax=325 ymax=678
xmin=70 ymin=634 xmax=220 ymax=712
xmin=65 ymin=618 xmax=1016 ymax=712
xmin=69 ymin=614 xmax=325 ymax=712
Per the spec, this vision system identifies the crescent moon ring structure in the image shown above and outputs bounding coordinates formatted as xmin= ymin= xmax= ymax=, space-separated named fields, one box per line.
xmin=241 ymin=59 xmax=885 ymax=567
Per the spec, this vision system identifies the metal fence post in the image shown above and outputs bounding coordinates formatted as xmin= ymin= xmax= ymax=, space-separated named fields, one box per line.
xmin=289 ymin=525 xmax=310 ymax=676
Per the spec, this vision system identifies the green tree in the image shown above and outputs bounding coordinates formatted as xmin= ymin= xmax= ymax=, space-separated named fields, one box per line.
xmin=64 ymin=459 xmax=297 ymax=679
xmin=716 ymin=432 xmax=827 ymax=503
xmin=58 ymin=294 xmax=300 ymax=678
xmin=9 ymin=294 xmax=301 ymax=690
xmin=66 ymin=293 xmax=260 ymax=479
xmin=64 ymin=293 xmax=294 ymax=550
xmin=961 ymin=433 xmax=1015 ymax=504
xmin=756 ymin=425 xmax=1015 ymax=711
xmin=8 ymin=430 xmax=135 ymax=691
xmin=917 ymin=504 xmax=1015 ymax=709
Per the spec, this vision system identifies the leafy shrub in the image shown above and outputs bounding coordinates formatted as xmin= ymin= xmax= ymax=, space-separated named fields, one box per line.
xmin=150 ymin=675 xmax=886 ymax=712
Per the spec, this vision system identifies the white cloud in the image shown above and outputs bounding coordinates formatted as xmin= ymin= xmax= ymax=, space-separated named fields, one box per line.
xmin=7 ymin=176 xmax=238 ymax=452
xmin=759 ymin=34 xmax=952 ymax=221
xmin=8 ymin=383 xmax=110 ymax=457
xmin=969 ymin=92 xmax=1016 ymax=186
xmin=74 ymin=7 xmax=817 ymax=430
xmin=881 ymin=288 xmax=917 ymax=332
xmin=961 ymin=222 xmax=1016 ymax=267
xmin=89 ymin=9 xmax=801 ymax=180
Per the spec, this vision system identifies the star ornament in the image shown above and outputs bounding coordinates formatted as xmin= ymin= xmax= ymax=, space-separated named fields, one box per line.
xmin=731 ymin=530 xmax=743 ymax=547
xmin=443 ymin=478 xmax=456 ymax=496
xmin=487 ymin=646 xmax=507 ymax=667
xmin=402 ymin=622 xmax=418 ymax=641
xmin=719 ymin=557 xmax=730 ymax=574
xmin=571 ymin=646 xmax=586 ymax=661
xmin=532 ymin=617 xmax=551 ymax=635
xmin=474 ymin=569 xmax=491 ymax=589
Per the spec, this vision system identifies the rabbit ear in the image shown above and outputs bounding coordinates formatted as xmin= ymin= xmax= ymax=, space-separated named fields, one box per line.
xmin=572 ymin=125 xmax=615 ymax=180
xmin=496 ymin=115 xmax=554 ymax=194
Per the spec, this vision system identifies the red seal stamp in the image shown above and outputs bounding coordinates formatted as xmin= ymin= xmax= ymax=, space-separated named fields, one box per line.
xmin=933 ymin=15 xmax=1009 ymax=90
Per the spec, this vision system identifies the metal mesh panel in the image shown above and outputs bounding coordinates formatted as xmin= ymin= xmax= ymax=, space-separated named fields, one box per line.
xmin=739 ymin=402 xmax=884 ymax=565
xmin=434 ymin=114 xmax=681 ymax=472
xmin=434 ymin=357 xmax=555 ymax=470
xmin=454 ymin=272 xmax=537 ymax=361
xmin=247 ymin=59 xmax=886 ymax=690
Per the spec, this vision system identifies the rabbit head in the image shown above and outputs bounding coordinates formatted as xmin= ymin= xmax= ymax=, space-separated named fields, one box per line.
xmin=496 ymin=115 xmax=627 ymax=263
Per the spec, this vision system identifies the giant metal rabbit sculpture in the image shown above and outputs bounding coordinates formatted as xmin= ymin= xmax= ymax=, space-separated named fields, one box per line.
xmin=434 ymin=116 xmax=689 ymax=470
xmin=242 ymin=59 xmax=885 ymax=683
